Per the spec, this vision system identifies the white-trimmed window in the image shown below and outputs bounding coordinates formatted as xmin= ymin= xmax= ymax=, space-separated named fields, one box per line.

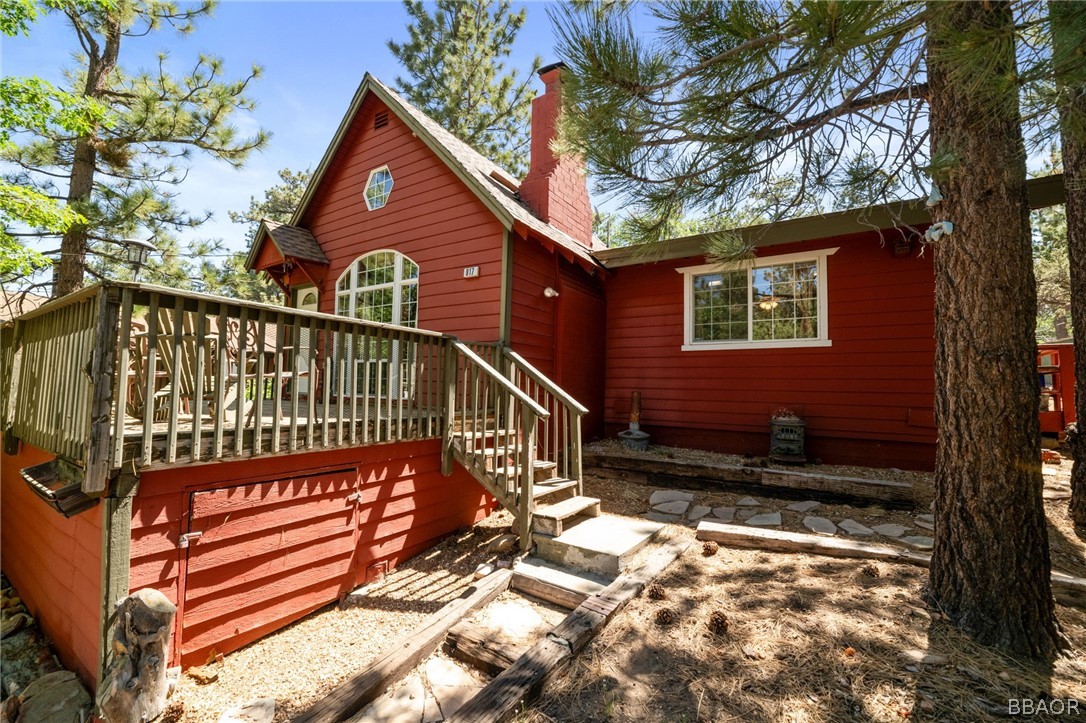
xmin=678 ymin=248 xmax=837 ymax=351
xmin=336 ymin=250 xmax=418 ymax=327
xmin=364 ymin=166 xmax=394 ymax=210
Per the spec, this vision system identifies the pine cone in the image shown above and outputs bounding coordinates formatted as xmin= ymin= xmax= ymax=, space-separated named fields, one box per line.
xmin=702 ymin=541 xmax=719 ymax=556
xmin=654 ymin=607 xmax=676 ymax=626
xmin=707 ymin=610 xmax=729 ymax=636
xmin=647 ymin=583 xmax=667 ymax=600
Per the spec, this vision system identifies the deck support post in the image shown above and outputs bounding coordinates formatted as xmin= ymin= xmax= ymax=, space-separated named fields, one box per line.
xmin=519 ymin=411 xmax=537 ymax=552
xmin=97 ymin=469 xmax=139 ymax=704
xmin=441 ymin=339 xmax=457 ymax=476
xmin=85 ymin=286 xmax=121 ymax=496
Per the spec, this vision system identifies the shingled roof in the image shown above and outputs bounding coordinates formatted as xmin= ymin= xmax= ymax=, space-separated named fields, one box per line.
xmin=246 ymin=219 xmax=328 ymax=269
xmin=284 ymin=74 xmax=604 ymax=273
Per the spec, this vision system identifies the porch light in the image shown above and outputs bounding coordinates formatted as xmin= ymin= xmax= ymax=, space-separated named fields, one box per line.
xmin=116 ymin=238 xmax=156 ymax=280
xmin=758 ymin=297 xmax=779 ymax=311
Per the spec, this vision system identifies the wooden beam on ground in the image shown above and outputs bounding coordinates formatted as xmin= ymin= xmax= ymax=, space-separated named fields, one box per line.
xmin=583 ymin=450 xmax=916 ymax=508
xmin=695 ymin=521 xmax=1086 ymax=609
xmin=444 ymin=622 xmax=525 ymax=676
xmin=448 ymin=538 xmax=690 ymax=723
xmin=291 ymin=569 xmax=511 ymax=723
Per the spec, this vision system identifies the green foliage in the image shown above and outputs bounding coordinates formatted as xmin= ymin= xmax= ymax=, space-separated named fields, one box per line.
xmin=216 ymin=166 xmax=311 ymax=302
xmin=5 ymin=0 xmax=269 ymax=293
xmin=228 ymin=167 xmax=310 ymax=242
xmin=388 ymin=0 xmax=541 ymax=177
xmin=0 ymin=1 xmax=115 ymax=278
xmin=551 ymin=1 xmax=1069 ymax=241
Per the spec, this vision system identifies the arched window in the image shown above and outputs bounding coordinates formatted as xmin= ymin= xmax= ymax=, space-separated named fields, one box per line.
xmin=335 ymin=251 xmax=419 ymax=327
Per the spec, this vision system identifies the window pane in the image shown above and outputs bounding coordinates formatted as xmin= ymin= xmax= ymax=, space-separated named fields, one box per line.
xmin=400 ymin=283 xmax=418 ymax=327
xmin=365 ymin=168 xmax=394 ymax=210
xmin=357 ymin=287 xmax=394 ymax=324
xmin=751 ymin=260 xmax=819 ymax=340
xmin=692 ymin=270 xmax=746 ymax=341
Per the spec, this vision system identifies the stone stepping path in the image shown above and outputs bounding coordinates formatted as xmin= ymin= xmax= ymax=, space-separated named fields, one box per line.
xmin=745 ymin=511 xmax=782 ymax=527
xmin=837 ymin=519 xmax=875 ymax=537
xmin=803 ymin=516 xmax=838 ymax=535
xmin=639 ymin=487 xmax=933 ymax=545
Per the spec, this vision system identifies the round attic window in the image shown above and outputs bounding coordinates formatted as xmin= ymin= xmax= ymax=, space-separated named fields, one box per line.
xmin=364 ymin=166 xmax=394 ymax=211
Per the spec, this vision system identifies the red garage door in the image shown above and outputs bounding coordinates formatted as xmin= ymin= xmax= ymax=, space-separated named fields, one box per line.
xmin=179 ymin=469 xmax=358 ymax=665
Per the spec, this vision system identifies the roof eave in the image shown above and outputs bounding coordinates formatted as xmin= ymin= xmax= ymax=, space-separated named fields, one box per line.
xmin=595 ymin=173 xmax=1067 ymax=269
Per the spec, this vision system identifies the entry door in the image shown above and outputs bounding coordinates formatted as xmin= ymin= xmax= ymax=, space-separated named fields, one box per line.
xmin=179 ymin=470 xmax=358 ymax=665
xmin=295 ymin=289 xmax=319 ymax=395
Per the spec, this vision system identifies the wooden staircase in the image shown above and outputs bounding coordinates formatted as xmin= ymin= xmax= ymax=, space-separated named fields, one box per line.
xmin=442 ymin=343 xmax=596 ymax=551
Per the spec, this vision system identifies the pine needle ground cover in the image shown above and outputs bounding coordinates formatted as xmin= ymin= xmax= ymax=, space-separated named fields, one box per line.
xmin=525 ymin=465 xmax=1086 ymax=723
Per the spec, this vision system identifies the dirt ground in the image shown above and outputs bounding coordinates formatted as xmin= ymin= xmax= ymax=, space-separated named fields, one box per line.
xmin=168 ymin=509 xmax=519 ymax=723
xmin=163 ymin=452 xmax=1086 ymax=722
xmin=523 ymin=457 xmax=1086 ymax=723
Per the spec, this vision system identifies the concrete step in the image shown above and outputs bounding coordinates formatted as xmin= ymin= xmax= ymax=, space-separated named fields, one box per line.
xmin=532 ymin=495 xmax=600 ymax=537
xmin=531 ymin=478 xmax=577 ymax=501
xmin=535 ymin=515 xmax=664 ymax=577
xmin=511 ymin=556 xmax=609 ymax=610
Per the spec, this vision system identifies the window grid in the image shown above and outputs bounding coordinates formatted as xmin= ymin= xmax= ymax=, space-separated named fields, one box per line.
xmin=690 ymin=257 xmax=823 ymax=345
xmin=364 ymin=167 xmax=394 ymax=211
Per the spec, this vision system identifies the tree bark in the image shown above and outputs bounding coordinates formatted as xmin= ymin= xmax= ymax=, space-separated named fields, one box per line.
xmin=925 ymin=1 xmax=1061 ymax=658
xmin=1051 ymin=0 xmax=1086 ymax=527
xmin=54 ymin=11 xmax=121 ymax=297
xmin=95 ymin=588 xmax=177 ymax=723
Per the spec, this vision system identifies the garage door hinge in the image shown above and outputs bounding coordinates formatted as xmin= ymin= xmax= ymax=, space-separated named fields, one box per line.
xmin=178 ymin=531 xmax=203 ymax=549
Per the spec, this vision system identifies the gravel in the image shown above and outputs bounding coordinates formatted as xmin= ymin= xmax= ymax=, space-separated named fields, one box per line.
xmin=170 ymin=509 xmax=516 ymax=722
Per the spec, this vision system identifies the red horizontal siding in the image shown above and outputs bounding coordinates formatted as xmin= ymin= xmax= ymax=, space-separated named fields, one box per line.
xmin=602 ymin=232 xmax=937 ymax=470
xmin=300 ymin=95 xmax=504 ymax=342
xmin=129 ymin=439 xmax=494 ymax=667
xmin=0 ymin=443 xmax=103 ymax=688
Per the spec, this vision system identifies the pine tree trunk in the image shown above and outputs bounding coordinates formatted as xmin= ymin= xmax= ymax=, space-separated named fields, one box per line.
xmin=925 ymin=1 xmax=1061 ymax=658
xmin=55 ymin=139 xmax=97 ymax=297
xmin=54 ymin=11 xmax=121 ymax=297
xmin=1051 ymin=0 xmax=1086 ymax=527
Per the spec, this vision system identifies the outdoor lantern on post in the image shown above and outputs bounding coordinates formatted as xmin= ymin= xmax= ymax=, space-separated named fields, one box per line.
xmin=116 ymin=238 xmax=156 ymax=281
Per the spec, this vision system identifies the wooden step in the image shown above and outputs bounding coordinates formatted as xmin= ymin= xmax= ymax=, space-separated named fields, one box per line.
xmin=535 ymin=515 xmax=663 ymax=577
xmin=532 ymin=478 xmax=577 ymax=500
xmin=494 ymin=460 xmax=558 ymax=484
xmin=511 ymin=556 xmax=609 ymax=610
xmin=532 ymin=495 xmax=600 ymax=537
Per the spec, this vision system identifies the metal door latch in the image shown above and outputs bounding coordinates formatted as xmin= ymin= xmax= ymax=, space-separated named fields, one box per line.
xmin=178 ymin=531 xmax=203 ymax=549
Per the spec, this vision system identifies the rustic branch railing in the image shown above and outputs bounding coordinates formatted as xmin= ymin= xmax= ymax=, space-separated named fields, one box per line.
xmin=445 ymin=342 xmax=548 ymax=548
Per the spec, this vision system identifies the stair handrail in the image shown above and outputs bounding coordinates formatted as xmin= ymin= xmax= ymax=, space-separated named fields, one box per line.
xmin=499 ymin=347 xmax=589 ymax=415
xmin=445 ymin=341 xmax=548 ymax=550
xmin=451 ymin=342 xmax=550 ymax=419
xmin=500 ymin=346 xmax=587 ymax=495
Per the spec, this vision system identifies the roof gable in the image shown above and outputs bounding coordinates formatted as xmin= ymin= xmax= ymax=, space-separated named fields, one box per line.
xmin=244 ymin=219 xmax=328 ymax=271
xmin=286 ymin=74 xmax=603 ymax=273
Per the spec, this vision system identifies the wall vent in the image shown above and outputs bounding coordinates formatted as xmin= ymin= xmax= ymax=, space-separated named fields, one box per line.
xmin=374 ymin=111 xmax=389 ymax=130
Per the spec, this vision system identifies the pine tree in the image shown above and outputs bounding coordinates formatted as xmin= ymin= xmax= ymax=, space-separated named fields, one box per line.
xmin=1049 ymin=0 xmax=1086 ymax=526
xmin=554 ymin=0 xmax=1070 ymax=658
xmin=203 ymin=167 xmax=311 ymax=302
xmin=387 ymin=0 xmax=541 ymax=177
xmin=0 ymin=0 xmax=110 ymax=278
xmin=6 ymin=0 xmax=269 ymax=297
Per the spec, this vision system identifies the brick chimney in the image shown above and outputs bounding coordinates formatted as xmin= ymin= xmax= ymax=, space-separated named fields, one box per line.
xmin=518 ymin=62 xmax=593 ymax=247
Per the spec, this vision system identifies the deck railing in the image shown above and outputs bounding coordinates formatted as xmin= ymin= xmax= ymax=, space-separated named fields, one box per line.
xmin=2 ymin=282 xmax=449 ymax=493
xmin=3 ymin=287 xmax=103 ymax=466
xmin=1 ymin=282 xmax=589 ymax=509
xmin=501 ymin=347 xmax=588 ymax=495
xmin=445 ymin=341 xmax=548 ymax=547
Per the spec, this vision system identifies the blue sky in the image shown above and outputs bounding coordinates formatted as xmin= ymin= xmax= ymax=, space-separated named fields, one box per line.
xmin=4 ymin=0 xmax=609 ymax=257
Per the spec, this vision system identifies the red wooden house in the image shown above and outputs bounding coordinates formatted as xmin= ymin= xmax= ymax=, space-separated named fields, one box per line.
xmin=0 ymin=63 xmax=1070 ymax=700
